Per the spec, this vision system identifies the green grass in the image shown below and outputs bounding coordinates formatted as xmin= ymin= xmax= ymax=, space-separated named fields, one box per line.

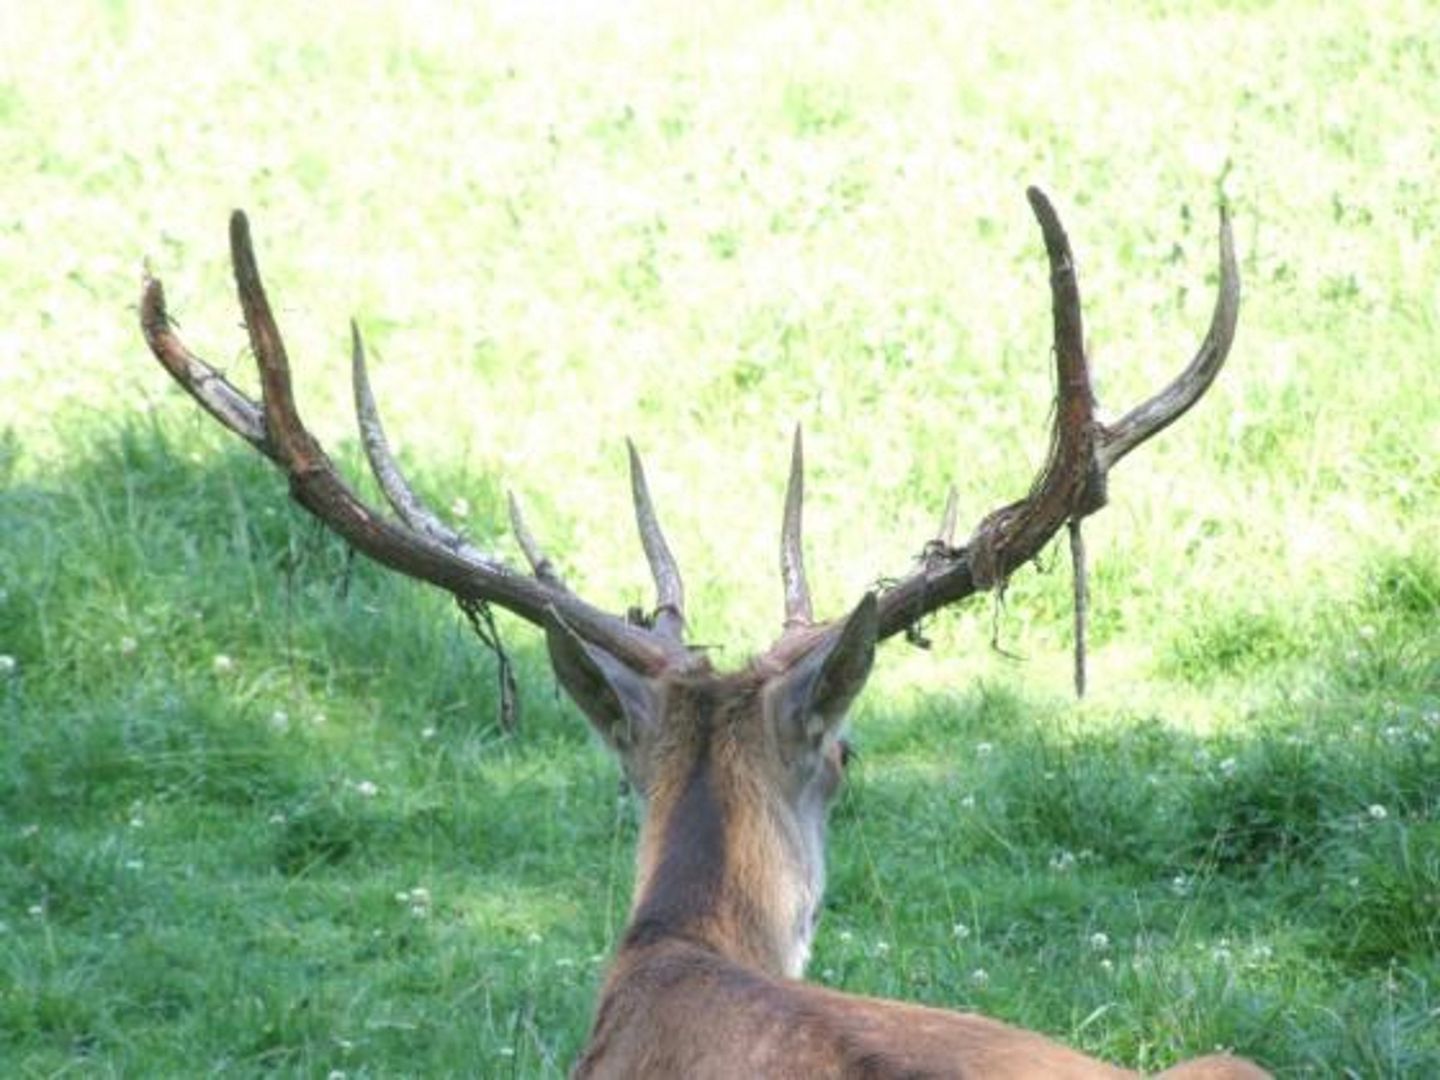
xmin=3 ymin=0 xmax=1439 ymax=1075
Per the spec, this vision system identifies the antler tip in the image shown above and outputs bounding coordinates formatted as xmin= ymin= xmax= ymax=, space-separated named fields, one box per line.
xmin=140 ymin=268 xmax=163 ymax=304
xmin=228 ymin=209 xmax=253 ymax=252
xmin=1218 ymin=204 xmax=1237 ymax=256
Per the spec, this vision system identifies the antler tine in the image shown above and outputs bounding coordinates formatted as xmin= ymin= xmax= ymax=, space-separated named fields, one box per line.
xmin=936 ymin=487 xmax=959 ymax=548
xmin=626 ymin=439 xmax=686 ymax=640
xmin=960 ymin=187 xmax=1106 ymax=591
xmin=781 ymin=424 xmax=814 ymax=628
xmin=229 ymin=211 xmax=322 ymax=471
xmin=1027 ymin=187 xmax=1098 ymax=424
xmin=507 ymin=490 xmax=567 ymax=588
xmin=1096 ymin=207 xmax=1240 ymax=470
xmin=139 ymin=272 xmax=272 ymax=456
xmin=351 ymin=321 xmax=502 ymax=566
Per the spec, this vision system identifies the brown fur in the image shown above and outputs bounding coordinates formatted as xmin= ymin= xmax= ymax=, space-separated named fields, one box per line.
xmin=572 ymin=668 xmax=1269 ymax=1079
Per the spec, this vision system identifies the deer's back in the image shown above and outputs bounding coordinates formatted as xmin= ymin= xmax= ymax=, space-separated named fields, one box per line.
xmin=574 ymin=941 xmax=1141 ymax=1080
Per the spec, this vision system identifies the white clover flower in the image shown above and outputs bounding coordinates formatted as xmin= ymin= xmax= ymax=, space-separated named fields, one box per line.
xmin=1099 ymin=958 xmax=1114 ymax=973
xmin=27 ymin=904 xmax=44 ymax=918
xmin=952 ymin=922 xmax=970 ymax=940
xmin=970 ymin=968 xmax=990 ymax=987
xmin=875 ymin=941 xmax=891 ymax=957
xmin=1049 ymin=850 xmax=1076 ymax=873
xmin=270 ymin=710 xmax=290 ymax=731
xmin=1368 ymin=803 xmax=1388 ymax=820
xmin=1089 ymin=932 xmax=1110 ymax=951
xmin=975 ymin=741 xmax=993 ymax=757
xmin=959 ymin=794 xmax=976 ymax=810
xmin=1170 ymin=874 xmax=1191 ymax=897
xmin=212 ymin=653 xmax=235 ymax=674
xmin=353 ymin=780 xmax=379 ymax=798
xmin=421 ymin=726 xmax=437 ymax=740
xmin=1218 ymin=757 xmax=1238 ymax=778
xmin=0 ymin=655 xmax=17 ymax=676
xmin=838 ymin=929 xmax=854 ymax=944
xmin=119 ymin=636 xmax=138 ymax=657
xmin=450 ymin=496 xmax=471 ymax=519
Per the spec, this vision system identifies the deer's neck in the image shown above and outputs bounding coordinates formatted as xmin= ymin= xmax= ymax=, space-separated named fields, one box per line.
xmin=622 ymin=752 xmax=823 ymax=979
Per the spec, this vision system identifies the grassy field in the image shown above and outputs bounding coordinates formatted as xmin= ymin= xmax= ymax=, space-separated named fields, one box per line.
xmin=2 ymin=0 xmax=1438 ymax=1075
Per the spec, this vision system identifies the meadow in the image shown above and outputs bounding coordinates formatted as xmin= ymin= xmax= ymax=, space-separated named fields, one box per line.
xmin=2 ymin=1 xmax=1437 ymax=1075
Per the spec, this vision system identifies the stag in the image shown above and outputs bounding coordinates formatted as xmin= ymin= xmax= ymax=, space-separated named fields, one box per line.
xmin=140 ymin=189 xmax=1264 ymax=1078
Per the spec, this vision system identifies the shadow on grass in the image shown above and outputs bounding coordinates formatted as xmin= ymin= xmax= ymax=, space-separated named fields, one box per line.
xmin=2 ymin=421 xmax=1437 ymax=1074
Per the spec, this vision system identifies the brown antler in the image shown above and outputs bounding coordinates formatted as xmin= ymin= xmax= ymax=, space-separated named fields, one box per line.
xmin=143 ymin=190 xmax=1236 ymax=681
xmin=767 ymin=187 xmax=1239 ymax=660
xmin=140 ymin=210 xmax=693 ymax=676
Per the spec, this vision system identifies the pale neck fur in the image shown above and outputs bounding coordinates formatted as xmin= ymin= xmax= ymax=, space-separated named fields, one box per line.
xmin=622 ymin=722 xmax=826 ymax=979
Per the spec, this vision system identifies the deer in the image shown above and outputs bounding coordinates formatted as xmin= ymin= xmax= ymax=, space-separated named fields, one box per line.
xmin=139 ymin=187 xmax=1265 ymax=1078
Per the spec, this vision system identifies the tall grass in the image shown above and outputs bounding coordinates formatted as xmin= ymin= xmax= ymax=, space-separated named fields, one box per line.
xmin=3 ymin=0 xmax=1438 ymax=1075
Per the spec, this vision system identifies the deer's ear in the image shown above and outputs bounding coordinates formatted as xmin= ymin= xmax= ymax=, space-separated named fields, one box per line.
xmin=774 ymin=593 xmax=878 ymax=748
xmin=545 ymin=613 xmax=659 ymax=756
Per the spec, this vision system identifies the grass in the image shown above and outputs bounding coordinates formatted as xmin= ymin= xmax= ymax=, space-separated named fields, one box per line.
xmin=2 ymin=0 xmax=1439 ymax=1075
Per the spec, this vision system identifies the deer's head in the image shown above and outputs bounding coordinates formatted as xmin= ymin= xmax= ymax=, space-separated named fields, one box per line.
xmin=139 ymin=188 xmax=1238 ymax=981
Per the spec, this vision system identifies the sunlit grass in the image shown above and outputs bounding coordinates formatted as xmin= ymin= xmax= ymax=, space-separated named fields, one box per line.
xmin=3 ymin=0 xmax=1438 ymax=1075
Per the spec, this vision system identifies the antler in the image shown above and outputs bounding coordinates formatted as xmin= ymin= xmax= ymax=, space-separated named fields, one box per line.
xmin=770 ymin=187 xmax=1239 ymax=658
xmin=142 ymin=189 xmax=1237 ymax=687
xmin=139 ymin=211 xmax=695 ymax=676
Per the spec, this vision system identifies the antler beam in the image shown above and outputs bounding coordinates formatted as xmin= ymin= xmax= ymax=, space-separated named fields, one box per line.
xmin=865 ymin=187 xmax=1239 ymax=644
xmin=140 ymin=211 xmax=691 ymax=676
